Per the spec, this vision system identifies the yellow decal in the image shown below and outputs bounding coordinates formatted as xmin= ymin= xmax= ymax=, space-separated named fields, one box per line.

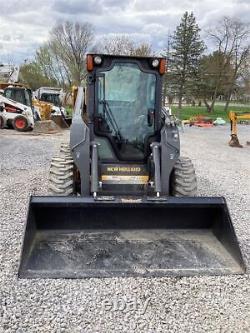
xmin=121 ymin=198 xmax=142 ymax=203
xmin=106 ymin=167 xmax=141 ymax=172
xmin=102 ymin=175 xmax=149 ymax=184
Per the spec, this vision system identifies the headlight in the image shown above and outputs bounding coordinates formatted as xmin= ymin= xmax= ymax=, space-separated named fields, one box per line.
xmin=152 ymin=59 xmax=159 ymax=67
xmin=94 ymin=56 xmax=102 ymax=65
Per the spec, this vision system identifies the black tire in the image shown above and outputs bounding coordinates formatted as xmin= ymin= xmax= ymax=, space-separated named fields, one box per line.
xmin=0 ymin=115 xmax=5 ymax=129
xmin=13 ymin=115 xmax=29 ymax=132
xmin=48 ymin=143 xmax=74 ymax=196
xmin=171 ymin=157 xmax=197 ymax=196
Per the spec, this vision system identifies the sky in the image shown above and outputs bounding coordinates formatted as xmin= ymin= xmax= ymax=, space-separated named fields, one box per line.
xmin=0 ymin=0 xmax=249 ymax=64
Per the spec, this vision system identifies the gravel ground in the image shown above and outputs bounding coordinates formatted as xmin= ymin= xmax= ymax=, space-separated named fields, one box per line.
xmin=0 ymin=126 xmax=249 ymax=333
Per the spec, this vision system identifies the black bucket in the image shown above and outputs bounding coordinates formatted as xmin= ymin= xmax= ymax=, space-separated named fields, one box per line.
xmin=18 ymin=196 xmax=245 ymax=278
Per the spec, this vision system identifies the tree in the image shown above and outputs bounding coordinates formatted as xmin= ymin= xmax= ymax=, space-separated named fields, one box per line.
xmin=97 ymin=35 xmax=134 ymax=55
xmin=196 ymin=51 xmax=234 ymax=112
xmin=96 ymin=35 xmax=153 ymax=56
xmin=19 ymin=62 xmax=57 ymax=90
xmin=36 ymin=21 xmax=94 ymax=88
xmin=132 ymin=43 xmax=153 ymax=57
xmin=35 ymin=44 xmax=65 ymax=86
xmin=239 ymin=55 xmax=250 ymax=102
xmin=170 ymin=12 xmax=205 ymax=109
xmin=208 ymin=17 xmax=250 ymax=112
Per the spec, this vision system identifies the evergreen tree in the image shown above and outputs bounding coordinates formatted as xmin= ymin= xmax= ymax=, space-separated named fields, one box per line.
xmin=170 ymin=12 xmax=205 ymax=109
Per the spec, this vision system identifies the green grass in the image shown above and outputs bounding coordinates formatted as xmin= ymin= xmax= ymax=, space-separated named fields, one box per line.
xmin=65 ymin=104 xmax=250 ymax=121
xmin=65 ymin=107 xmax=73 ymax=117
xmin=172 ymin=104 xmax=250 ymax=121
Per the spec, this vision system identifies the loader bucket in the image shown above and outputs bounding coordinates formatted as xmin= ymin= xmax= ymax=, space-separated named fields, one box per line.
xmin=50 ymin=114 xmax=71 ymax=128
xmin=18 ymin=196 xmax=245 ymax=278
xmin=33 ymin=120 xmax=61 ymax=134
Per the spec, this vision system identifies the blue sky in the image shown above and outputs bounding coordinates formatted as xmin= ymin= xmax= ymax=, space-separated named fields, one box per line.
xmin=0 ymin=0 xmax=249 ymax=64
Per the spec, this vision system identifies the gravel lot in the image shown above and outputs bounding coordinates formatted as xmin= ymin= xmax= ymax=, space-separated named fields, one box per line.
xmin=0 ymin=126 xmax=249 ymax=332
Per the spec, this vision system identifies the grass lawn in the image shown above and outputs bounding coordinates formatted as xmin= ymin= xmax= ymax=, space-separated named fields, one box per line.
xmin=65 ymin=104 xmax=250 ymax=121
xmin=172 ymin=104 xmax=250 ymax=121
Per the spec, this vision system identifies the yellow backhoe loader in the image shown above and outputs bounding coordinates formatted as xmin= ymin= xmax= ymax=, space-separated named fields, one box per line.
xmin=229 ymin=111 xmax=250 ymax=148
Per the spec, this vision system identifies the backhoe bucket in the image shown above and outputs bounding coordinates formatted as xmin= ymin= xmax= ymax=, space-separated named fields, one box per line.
xmin=19 ymin=196 xmax=245 ymax=278
xmin=229 ymin=134 xmax=243 ymax=148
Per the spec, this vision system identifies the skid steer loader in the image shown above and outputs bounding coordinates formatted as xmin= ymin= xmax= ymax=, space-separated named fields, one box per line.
xmin=34 ymin=87 xmax=72 ymax=128
xmin=19 ymin=54 xmax=245 ymax=278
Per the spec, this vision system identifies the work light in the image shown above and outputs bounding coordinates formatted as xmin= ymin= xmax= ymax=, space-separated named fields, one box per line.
xmin=152 ymin=59 xmax=159 ymax=67
xmin=94 ymin=56 xmax=102 ymax=65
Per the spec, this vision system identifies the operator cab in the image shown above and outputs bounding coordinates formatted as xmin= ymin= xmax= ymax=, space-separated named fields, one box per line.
xmin=4 ymin=86 xmax=32 ymax=107
xmin=40 ymin=93 xmax=61 ymax=107
xmin=86 ymin=54 xmax=166 ymax=163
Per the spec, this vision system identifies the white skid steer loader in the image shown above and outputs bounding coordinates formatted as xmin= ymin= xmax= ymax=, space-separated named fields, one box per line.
xmin=0 ymin=93 xmax=34 ymax=131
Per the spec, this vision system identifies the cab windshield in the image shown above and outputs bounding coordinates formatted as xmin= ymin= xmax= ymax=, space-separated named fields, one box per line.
xmin=96 ymin=62 xmax=156 ymax=159
xmin=41 ymin=93 xmax=60 ymax=106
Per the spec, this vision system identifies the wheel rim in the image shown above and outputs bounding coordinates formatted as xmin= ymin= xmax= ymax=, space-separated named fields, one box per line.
xmin=15 ymin=118 xmax=26 ymax=129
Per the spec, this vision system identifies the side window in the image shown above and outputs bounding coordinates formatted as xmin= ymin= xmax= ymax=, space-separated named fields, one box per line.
xmin=24 ymin=90 xmax=31 ymax=106
xmin=97 ymin=75 xmax=105 ymax=116
xmin=4 ymin=89 xmax=11 ymax=99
